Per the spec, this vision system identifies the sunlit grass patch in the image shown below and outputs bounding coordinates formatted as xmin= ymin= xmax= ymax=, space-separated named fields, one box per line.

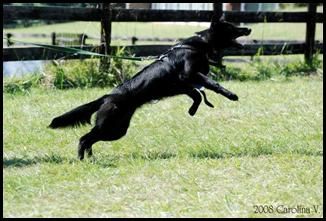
xmin=3 ymin=76 xmax=323 ymax=217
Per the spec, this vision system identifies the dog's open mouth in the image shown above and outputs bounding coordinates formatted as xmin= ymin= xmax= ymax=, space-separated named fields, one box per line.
xmin=241 ymin=28 xmax=252 ymax=36
xmin=232 ymin=39 xmax=245 ymax=49
xmin=232 ymin=28 xmax=251 ymax=49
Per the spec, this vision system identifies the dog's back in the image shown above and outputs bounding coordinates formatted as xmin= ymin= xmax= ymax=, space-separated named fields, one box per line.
xmin=111 ymin=47 xmax=208 ymax=106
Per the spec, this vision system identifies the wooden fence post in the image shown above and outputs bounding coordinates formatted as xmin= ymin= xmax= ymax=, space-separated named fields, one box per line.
xmin=99 ymin=3 xmax=112 ymax=73
xmin=304 ymin=3 xmax=317 ymax=64
xmin=79 ymin=34 xmax=88 ymax=46
xmin=213 ymin=3 xmax=225 ymax=69
xmin=6 ymin=33 xmax=13 ymax=47
xmin=131 ymin=36 xmax=138 ymax=45
xmin=51 ymin=32 xmax=56 ymax=45
xmin=213 ymin=3 xmax=223 ymax=18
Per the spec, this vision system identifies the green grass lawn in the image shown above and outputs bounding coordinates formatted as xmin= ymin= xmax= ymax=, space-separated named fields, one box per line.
xmin=3 ymin=76 xmax=323 ymax=217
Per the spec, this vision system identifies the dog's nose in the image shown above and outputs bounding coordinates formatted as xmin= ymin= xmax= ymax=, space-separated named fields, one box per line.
xmin=246 ymin=28 xmax=252 ymax=35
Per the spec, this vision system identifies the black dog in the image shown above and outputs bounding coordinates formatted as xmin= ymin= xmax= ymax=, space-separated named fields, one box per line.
xmin=49 ymin=18 xmax=251 ymax=160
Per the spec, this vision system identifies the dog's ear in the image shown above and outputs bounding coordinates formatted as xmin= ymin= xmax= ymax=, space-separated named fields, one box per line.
xmin=210 ymin=14 xmax=218 ymax=27
xmin=210 ymin=13 xmax=224 ymax=29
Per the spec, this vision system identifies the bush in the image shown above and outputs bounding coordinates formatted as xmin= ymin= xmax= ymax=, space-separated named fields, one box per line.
xmin=210 ymin=53 xmax=322 ymax=82
xmin=42 ymin=46 xmax=138 ymax=89
xmin=102 ymin=46 xmax=138 ymax=87
xmin=210 ymin=65 xmax=253 ymax=81
xmin=45 ymin=59 xmax=102 ymax=89
xmin=280 ymin=53 xmax=322 ymax=77
xmin=3 ymin=46 xmax=139 ymax=93
xmin=3 ymin=51 xmax=322 ymax=95
xmin=3 ymin=73 xmax=42 ymax=94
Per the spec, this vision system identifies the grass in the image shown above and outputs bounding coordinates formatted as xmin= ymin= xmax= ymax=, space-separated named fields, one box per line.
xmin=3 ymin=75 xmax=323 ymax=217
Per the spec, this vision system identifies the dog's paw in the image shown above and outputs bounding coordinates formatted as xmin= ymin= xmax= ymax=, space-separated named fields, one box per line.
xmin=205 ymin=101 xmax=214 ymax=108
xmin=229 ymin=94 xmax=239 ymax=101
xmin=188 ymin=108 xmax=196 ymax=116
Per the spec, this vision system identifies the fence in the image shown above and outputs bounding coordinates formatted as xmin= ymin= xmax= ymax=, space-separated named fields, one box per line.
xmin=4 ymin=32 xmax=186 ymax=46
xmin=5 ymin=33 xmax=90 ymax=47
xmin=3 ymin=3 xmax=323 ymax=66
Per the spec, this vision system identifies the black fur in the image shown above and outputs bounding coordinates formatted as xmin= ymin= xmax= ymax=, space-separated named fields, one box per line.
xmin=49 ymin=95 xmax=109 ymax=128
xmin=49 ymin=19 xmax=251 ymax=160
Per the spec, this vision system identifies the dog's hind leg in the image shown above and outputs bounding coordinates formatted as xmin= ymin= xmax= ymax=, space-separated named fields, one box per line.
xmin=187 ymin=88 xmax=202 ymax=116
xmin=78 ymin=127 xmax=100 ymax=160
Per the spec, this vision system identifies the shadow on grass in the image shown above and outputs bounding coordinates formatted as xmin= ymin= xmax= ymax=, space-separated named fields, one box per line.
xmin=130 ymin=150 xmax=177 ymax=160
xmin=87 ymin=151 xmax=177 ymax=168
xmin=3 ymin=148 xmax=322 ymax=168
xmin=3 ymin=154 xmax=120 ymax=168
xmin=189 ymin=148 xmax=323 ymax=159
xmin=2 ymin=150 xmax=178 ymax=168
xmin=3 ymin=154 xmax=71 ymax=168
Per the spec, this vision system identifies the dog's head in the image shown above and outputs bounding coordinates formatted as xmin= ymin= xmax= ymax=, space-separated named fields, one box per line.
xmin=197 ymin=16 xmax=251 ymax=51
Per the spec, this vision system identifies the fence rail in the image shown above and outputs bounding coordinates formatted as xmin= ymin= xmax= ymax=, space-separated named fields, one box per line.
xmin=4 ymin=32 xmax=324 ymax=46
xmin=3 ymin=4 xmax=323 ymax=64
xmin=3 ymin=41 xmax=323 ymax=62
xmin=4 ymin=6 xmax=323 ymax=23
xmin=3 ymin=32 xmax=185 ymax=46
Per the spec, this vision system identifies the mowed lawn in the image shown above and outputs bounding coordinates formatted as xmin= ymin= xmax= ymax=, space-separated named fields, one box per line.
xmin=3 ymin=76 xmax=323 ymax=217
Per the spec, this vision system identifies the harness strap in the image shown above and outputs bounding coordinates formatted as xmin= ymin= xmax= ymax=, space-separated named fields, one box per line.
xmin=157 ymin=44 xmax=198 ymax=61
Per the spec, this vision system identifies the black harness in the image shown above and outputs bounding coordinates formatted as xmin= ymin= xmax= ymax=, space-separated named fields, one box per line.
xmin=157 ymin=43 xmax=219 ymax=67
xmin=157 ymin=44 xmax=199 ymax=61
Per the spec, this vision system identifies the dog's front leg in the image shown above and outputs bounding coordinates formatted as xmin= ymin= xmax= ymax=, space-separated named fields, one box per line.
xmin=199 ymin=90 xmax=214 ymax=108
xmin=192 ymin=72 xmax=238 ymax=101
xmin=192 ymin=85 xmax=214 ymax=108
xmin=186 ymin=88 xmax=202 ymax=116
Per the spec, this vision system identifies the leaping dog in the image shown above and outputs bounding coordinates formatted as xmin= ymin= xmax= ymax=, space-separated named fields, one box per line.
xmin=49 ymin=17 xmax=251 ymax=160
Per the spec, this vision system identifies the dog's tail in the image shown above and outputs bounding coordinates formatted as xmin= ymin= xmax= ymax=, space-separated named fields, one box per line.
xmin=48 ymin=95 xmax=109 ymax=129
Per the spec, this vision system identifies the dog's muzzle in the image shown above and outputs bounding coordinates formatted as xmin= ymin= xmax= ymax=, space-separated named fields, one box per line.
xmin=232 ymin=28 xmax=251 ymax=49
xmin=239 ymin=28 xmax=251 ymax=36
xmin=244 ymin=28 xmax=251 ymax=36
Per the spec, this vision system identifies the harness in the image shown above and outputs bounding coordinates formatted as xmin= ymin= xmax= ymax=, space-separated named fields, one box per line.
xmin=157 ymin=44 xmax=199 ymax=61
xmin=157 ymin=43 xmax=220 ymax=68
